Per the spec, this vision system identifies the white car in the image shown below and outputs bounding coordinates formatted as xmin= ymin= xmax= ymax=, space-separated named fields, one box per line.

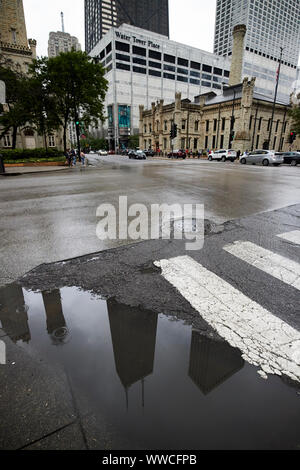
xmin=98 ymin=150 xmax=108 ymax=156
xmin=208 ymin=149 xmax=237 ymax=162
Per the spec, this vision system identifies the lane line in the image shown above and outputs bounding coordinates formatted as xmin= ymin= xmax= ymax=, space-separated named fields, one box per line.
xmin=277 ymin=230 xmax=300 ymax=245
xmin=223 ymin=241 xmax=300 ymax=290
xmin=155 ymin=256 xmax=300 ymax=382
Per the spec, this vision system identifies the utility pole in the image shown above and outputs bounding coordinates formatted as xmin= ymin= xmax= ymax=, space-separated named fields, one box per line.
xmin=268 ymin=47 xmax=284 ymax=149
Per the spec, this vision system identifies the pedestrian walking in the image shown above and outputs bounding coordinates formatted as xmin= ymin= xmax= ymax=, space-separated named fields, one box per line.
xmin=80 ymin=151 xmax=86 ymax=166
xmin=70 ymin=148 xmax=76 ymax=166
xmin=237 ymin=150 xmax=241 ymax=160
xmin=64 ymin=149 xmax=72 ymax=167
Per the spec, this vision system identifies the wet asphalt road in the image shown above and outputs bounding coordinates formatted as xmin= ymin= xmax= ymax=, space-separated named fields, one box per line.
xmin=1 ymin=155 xmax=300 ymax=450
xmin=0 ymin=155 xmax=299 ymax=286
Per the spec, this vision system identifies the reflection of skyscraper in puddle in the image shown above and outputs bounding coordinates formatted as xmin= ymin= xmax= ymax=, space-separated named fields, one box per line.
xmin=188 ymin=331 xmax=244 ymax=395
xmin=42 ymin=290 xmax=69 ymax=344
xmin=0 ymin=284 xmax=31 ymax=343
xmin=107 ymin=299 xmax=158 ymax=408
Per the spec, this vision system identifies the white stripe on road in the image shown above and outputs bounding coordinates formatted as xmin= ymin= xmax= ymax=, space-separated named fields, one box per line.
xmin=223 ymin=241 xmax=300 ymax=291
xmin=155 ymin=256 xmax=300 ymax=382
xmin=277 ymin=231 xmax=300 ymax=245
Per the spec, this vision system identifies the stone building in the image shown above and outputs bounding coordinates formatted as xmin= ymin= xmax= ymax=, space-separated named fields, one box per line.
xmin=0 ymin=0 xmax=63 ymax=150
xmin=139 ymin=81 xmax=294 ymax=154
xmin=139 ymin=24 xmax=297 ymax=154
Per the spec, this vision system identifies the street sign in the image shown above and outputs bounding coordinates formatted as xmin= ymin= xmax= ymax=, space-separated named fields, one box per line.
xmin=0 ymin=80 xmax=6 ymax=104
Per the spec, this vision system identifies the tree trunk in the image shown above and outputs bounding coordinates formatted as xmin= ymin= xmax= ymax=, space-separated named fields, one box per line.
xmin=12 ymin=126 xmax=17 ymax=149
xmin=63 ymin=121 xmax=67 ymax=152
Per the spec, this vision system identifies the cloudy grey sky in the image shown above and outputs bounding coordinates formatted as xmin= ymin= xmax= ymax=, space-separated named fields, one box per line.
xmin=23 ymin=0 xmax=217 ymax=57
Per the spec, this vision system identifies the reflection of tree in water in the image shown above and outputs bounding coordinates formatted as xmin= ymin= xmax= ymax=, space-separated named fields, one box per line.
xmin=107 ymin=299 xmax=158 ymax=409
xmin=42 ymin=289 xmax=69 ymax=345
xmin=0 ymin=283 xmax=30 ymax=343
xmin=188 ymin=331 xmax=244 ymax=395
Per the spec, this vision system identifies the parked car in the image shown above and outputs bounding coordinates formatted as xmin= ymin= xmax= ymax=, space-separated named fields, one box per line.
xmin=98 ymin=150 xmax=108 ymax=156
xmin=128 ymin=150 xmax=146 ymax=160
xmin=167 ymin=149 xmax=186 ymax=159
xmin=144 ymin=149 xmax=155 ymax=157
xmin=208 ymin=149 xmax=237 ymax=162
xmin=240 ymin=150 xmax=284 ymax=166
xmin=281 ymin=151 xmax=300 ymax=166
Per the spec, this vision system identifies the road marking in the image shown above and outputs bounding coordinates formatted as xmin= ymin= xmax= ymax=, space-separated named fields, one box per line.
xmin=223 ymin=241 xmax=300 ymax=291
xmin=277 ymin=230 xmax=300 ymax=245
xmin=155 ymin=256 xmax=300 ymax=382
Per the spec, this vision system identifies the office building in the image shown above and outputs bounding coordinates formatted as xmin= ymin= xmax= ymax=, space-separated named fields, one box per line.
xmin=85 ymin=0 xmax=169 ymax=54
xmin=90 ymin=24 xmax=231 ymax=148
xmin=48 ymin=31 xmax=81 ymax=58
xmin=214 ymin=0 xmax=300 ymax=103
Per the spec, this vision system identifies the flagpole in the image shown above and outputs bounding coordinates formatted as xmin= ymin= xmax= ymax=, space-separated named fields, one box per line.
xmin=268 ymin=47 xmax=284 ymax=149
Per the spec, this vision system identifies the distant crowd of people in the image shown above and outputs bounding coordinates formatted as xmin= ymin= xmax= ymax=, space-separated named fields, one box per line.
xmin=64 ymin=148 xmax=86 ymax=167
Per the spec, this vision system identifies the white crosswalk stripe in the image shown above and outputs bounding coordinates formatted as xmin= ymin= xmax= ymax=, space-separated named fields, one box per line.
xmin=223 ymin=241 xmax=300 ymax=290
xmin=277 ymin=230 xmax=300 ymax=245
xmin=155 ymin=255 xmax=300 ymax=383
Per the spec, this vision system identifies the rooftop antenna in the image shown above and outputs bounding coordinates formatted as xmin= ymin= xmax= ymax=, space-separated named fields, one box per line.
xmin=61 ymin=12 xmax=65 ymax=33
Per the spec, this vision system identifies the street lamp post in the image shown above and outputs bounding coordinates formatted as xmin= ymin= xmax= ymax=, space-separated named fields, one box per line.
xmin=267 ymin=47 xmax=284 ymax=150
xmin=229 ymin=88 xmax=236 ymax=149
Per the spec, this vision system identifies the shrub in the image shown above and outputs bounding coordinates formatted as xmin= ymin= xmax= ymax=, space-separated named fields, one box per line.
xmin=0 ymin=148 xmax=64 ymax=161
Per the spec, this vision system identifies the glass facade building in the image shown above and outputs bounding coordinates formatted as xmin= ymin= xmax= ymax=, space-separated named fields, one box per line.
xmin=85 ymin=0 xmax=169 ymax=54
xmin=214 ymin=0 xmax=300 ymax=68
xmin=214 ymin=0 xmax=300 ymax=103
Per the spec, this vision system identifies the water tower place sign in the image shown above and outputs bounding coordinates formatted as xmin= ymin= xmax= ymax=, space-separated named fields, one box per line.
xmin=115 ymin=31 xmax=160 ymax=49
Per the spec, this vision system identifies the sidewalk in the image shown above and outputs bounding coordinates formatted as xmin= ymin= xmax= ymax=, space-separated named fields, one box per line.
xmin=1 ymin=166 xmax=70 ymax=176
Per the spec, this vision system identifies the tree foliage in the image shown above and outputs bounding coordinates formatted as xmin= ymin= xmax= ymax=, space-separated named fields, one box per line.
xmin=0 ymin=51 xmax=108 ymax=150
xmin=288 ymin=105 xmax=300 ymax=135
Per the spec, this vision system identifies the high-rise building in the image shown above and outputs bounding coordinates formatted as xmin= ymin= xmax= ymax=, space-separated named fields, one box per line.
xmin=48 ymin=32 xmax=81 ymax=58
xmin=214 ymin=0 xmax=300 ymax=103
xmin=85 ymin=0 xmax=169 ymax=54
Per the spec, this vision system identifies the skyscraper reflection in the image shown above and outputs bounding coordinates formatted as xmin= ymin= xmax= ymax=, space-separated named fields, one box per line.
xmin=107 ymin=299 xmax=158 ymax=408
xmin=0 ymin=283 xmax=30 ymax=343
xmin=42 ymin=289 xmax=69 ymax=344
xmin=188 ymin=330 xmax=244 ymax=395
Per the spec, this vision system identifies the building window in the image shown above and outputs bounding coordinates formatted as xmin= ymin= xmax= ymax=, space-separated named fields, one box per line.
xmin=116 ymin=62 xmax=130 ymax=71
xmin=116 ymin=41 xmax=130 ymax=52
xmin=206 ymin=120 xmax=210 ymax=132
xmin=181 ymin=138 xmax=185 ymax=149
xmin=163 ymin=138 xmax=167 ymax=150
xmin=182 ymin=120 xmax=186 ymax=130
xmin=273 ymin=137 xmax=277 ymax=149
xmin=220 ymin=134 xmax=224 ymax=148
xmin=256 ymin=135 xmax=260 ymax=148
xmin=149 ymin=50 xmax=161 ymax=60
xmin=133 ymin=46 xmax=146 ymax=57
xmin=149 ymin=124 xmax=152 ymax=133
xmin=275 ymin=119 xmax=280 ymax=133
xmin=267 ymin=118 xmax=272 ymax=131
xmin=164 ymin=121 xmax=168 ymax=131
xmin=48 ymin=135 xmax=56 ymax=147
xmin=164 ymin=53 xmax=176 ymax=64
xmin=194 ymin=138 xmax=198 ymax=150
xmin=3 ymin=135 xmax=12 ymax=147
xmin=205 ymin=135 xmax=209 ymax=149
xmin=144 ymin=124 xmax=147 ymax=133
xmin=212 ymin=135 xmax=216 ymax=148
xmin=213 ymin=119 xmax=217 ymax=132
xmin=249 ymin=116 xmax=253 ymax=130
xmin=221 ymin=117 xmax=226 ymax=131
xmin=194 ymin=121 xmax=199 ymax=132
xmin=258 ymin=117 xmax=262 ymax=131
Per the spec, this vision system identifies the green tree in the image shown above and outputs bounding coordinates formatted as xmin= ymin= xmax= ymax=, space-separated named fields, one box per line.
xmin=27 ymin=58 xmax=61 ymax=150
xmin=288 ymin=104 xmax=300 ymax=135
xmin=44 ymin=51 xmax=108 ymax=152
xmin=0 ymin=66 xmax=29 ymax=148
xmin=128 ymin=135 xmax=139 ymax=149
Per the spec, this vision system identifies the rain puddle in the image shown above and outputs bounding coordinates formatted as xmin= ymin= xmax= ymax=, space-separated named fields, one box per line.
xmin=1 ymin=283 xmax=300 ymax=450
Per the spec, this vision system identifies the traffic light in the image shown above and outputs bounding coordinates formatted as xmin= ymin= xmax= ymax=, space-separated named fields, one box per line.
xmin=170 ymin=123 xmax=178 ymax=140
xmin=173 ymin=124 xmax=178 ymax=138
xmin=289 ymin=132 xmax=296 ymax=143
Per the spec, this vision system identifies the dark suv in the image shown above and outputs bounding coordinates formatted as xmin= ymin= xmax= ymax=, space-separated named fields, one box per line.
xmin=167 ymin=149 xmax=186 ymax=159
xmin=281 ymin=151 xmax=300 ymax=166
xmin=144 ymin=149 xmax=155 ymax=157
